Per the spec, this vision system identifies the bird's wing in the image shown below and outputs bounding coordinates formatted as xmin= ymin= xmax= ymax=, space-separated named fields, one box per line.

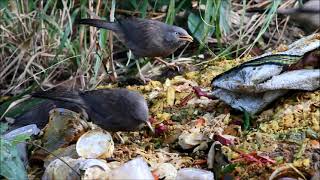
xmin=80 ymin=90 xmax=131 ymax=128
xmin=80 ymin=89 xmax=123 ymax=114
xmin=31 ymin=90 xmax=85 ymax=106
xmin=11 ymin=100 xmax=84 ymax=130
xmin=117 ymin=18 xmax=166 ymax=56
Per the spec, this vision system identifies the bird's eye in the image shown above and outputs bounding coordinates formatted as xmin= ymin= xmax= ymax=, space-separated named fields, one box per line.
xmin=175 ymin=32 xmax=180 ymax=35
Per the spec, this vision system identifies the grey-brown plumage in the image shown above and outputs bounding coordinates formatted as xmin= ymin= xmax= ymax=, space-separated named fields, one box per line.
xmin=30 ymin=88 xmax=149 ymax=132
xmin=77 ymin=18 xmax=193 ymax=57
xmin=8 ymin=100 xmax=83 ymax=131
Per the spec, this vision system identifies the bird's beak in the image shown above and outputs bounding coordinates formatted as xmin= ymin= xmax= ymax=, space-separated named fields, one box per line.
xmin=146 ymin=121 xmax=155 ymax=133
xmin=178 ymin=34 xmax=193 ymax=42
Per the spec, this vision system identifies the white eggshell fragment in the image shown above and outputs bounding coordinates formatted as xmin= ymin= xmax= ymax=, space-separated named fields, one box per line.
xmin=42 ymin=157 xmax=81 ymax=180
xmin=79 ymin=159 xmax=111 ymax=180
xmin=76 ymin=130 xmax=114 ymax=159
xmin=42 ymin=157 xmax=111 ymax=180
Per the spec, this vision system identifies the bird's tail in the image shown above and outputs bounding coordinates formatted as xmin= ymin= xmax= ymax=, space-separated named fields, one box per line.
xmin=77 ymin=18 xmax=118 ymax=31
xmin=31 ymin=90 xmax=84 ymax=105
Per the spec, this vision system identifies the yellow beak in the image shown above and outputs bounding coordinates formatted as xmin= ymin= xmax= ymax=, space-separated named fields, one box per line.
xmin=146 ymin=121 xmax=154 ymax=133
xmin=178 ymin=34 xmax=193 ymax=42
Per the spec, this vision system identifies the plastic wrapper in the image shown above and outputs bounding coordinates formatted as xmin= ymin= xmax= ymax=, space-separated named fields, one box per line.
xmin=211 ymin=33 xmax=320 ymax=115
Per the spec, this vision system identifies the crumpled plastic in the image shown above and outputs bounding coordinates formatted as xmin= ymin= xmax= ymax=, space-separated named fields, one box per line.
xmin=110 ymin=157 xmax=154 ymax=180
xmin=211 ymin=33 xmax=320 ymax=115
xmin=3 ymin=124 xmax=40 ymax=167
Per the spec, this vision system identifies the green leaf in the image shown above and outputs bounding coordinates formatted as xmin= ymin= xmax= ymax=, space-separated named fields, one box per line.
xmin=0 ymin=86 xmax=35 ymax=117
xmin=0 ymin=98 xmax=46 ymax=119
xmin=0 ymin=0 xmax=8 ymax=9
xmin=0 ymin=122 xmax=9 ymax=134
xmin=165 ymin=0 xmax=175 ymax=25
xmin=221 ymin=164 xmax=237 ymax=174
xmin=99 ymin=29 xmax=109 ymax=49
xmin=175 ymin=0 xmax=188 ymax=16
xmin=43 ymin=0 xmax=54 ymax=13
xmin=11 ymin=134 xmax=31 ymax=146
xmin=0 ymin=138 xmax=28 ymax=180
xmin=129 ymin=0 xmax=138 ymax=9
xmin=92 ymin=52 xmax=102 ymax=85
xmin=242 ymin=108 xmax=250 ymax=130
xmin=39 ymin=13 xmax=63 ymax=35
xmin=187 ymin=13 xmax=215 ymax=43
xmin=219 ymin=0 xmax=231 ymax=35
xmin=140 ymin=0 xmax=148 ymax=18
xmin=28 ymin=0 xmax=35 ymax=11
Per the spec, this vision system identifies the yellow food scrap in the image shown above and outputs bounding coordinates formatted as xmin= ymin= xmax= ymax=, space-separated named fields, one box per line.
xmin=184 ymin=71 xmax=199 ymax=81
xmin=310 ymin=111 xmax=319 ymax=131
xmin=166 ymin=86 xmax=175 ymax=107
xmin=259 ymin=124 xmax=268 ymax=132
xmin=293 ymin=159 xmax=310 ymax=168
xmin=150 ymin=100 xmax=164 ymax=114
xmin=164 ymin=79 xmax=171 ymax=90
xmin=270 ymin=120 xmax=280 ymax=131
xmin=156 ymin=112 xmax=172 ymax=123
xmin=281 ymin=113 xmax=295 ymax=129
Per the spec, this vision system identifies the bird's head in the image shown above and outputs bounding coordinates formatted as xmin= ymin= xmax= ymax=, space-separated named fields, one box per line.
xmin=124 ymin=90 xmax=154 ymax=132
xmin=165 ymin=26 xmax=193 ymax=46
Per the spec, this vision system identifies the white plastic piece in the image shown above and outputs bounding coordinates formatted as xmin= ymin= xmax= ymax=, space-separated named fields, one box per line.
xmin=110 ymin=157 xmax=153 ymax=180
xmin=4 ymin=124 xmax=40 ymax=140
xmin=176 ymin=168 xmax=214 ymax=180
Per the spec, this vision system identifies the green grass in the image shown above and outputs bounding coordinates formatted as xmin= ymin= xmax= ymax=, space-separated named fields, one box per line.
xmin=0 ymin=0 xmax=288 ymax=96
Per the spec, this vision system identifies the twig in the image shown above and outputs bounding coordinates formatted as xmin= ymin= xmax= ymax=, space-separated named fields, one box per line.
xmin=276 ymin=16 xmax=290 ymax=46
xmin=16 ymin=141 xmax=81 ymax=177
xmin=109 ymin=0 xmax=117 ymax=81
xmin=236 ymin=0 xmax=247 ymax=57
xmin=177 ymin=42 xmax=191 ymax=60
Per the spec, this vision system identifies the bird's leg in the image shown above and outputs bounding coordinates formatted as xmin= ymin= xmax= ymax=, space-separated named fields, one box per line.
xmin=115 ymin=132 xmax=125 ymax=144
xmin=154 ymin=57 xmax=180 ymax=71
xmin=135 ymin=60 xmax=151 ymax=84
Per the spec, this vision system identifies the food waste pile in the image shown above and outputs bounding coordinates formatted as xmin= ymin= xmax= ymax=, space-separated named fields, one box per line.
xmin=3 ymin=56 xmax=316 ymax=180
